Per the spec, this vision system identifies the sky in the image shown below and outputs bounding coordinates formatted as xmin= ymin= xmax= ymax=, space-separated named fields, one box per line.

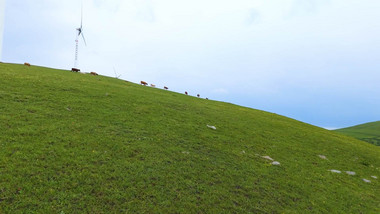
xmin=0 ymin=0 xmax=4 ymax=60
xmin=1 ymin=0 xmax=379 ymax=129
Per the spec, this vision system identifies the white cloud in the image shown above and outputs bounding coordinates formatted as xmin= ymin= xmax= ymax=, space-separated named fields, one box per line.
xmin=288 ymin=0 xmax=330 ymax=16
xmin=245 ymin=8 xmax=260 ymax=25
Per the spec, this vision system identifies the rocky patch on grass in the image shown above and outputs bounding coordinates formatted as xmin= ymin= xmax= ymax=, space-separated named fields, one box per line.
xmin=362 ymin=179 xmax=371 ymax=183
xmin=207 ymin=125 xmax=216 ymax=130
xmin=260 ymin=155 xmax=280 ymax=166
xmin=326 ymin=166 xmax=377 ymax=183
xmin=271 ymin=161 xmax=280 ymax=165
xmin=329 ymin=169 xmax=341 ymax=173
xmin=261 ymin=156 xmax=274 ymax=161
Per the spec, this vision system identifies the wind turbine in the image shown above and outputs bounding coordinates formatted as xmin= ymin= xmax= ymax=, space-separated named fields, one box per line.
xmin=72 ymin=4 xmax=87 ymax=71
xmin=114 ymin=67 xmax=121 ymax=79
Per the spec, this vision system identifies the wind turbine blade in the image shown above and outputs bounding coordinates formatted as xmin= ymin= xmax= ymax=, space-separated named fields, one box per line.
xmin=81 ymin=32 xmax=87 ymax=46
xmin=81 ymin=2 xmax=83 ymax=28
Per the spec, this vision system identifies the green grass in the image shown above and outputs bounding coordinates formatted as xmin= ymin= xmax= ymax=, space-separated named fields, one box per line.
xmin=0 ymin=63 xmax=379 ymax=213
xmin=335 ymin=121 xmax=380 ymax=146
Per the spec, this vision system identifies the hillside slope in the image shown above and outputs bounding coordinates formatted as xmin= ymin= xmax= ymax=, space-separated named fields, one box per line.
xmin=0 ymin=63 xmax=379 ymax=213
xmin=335 ymin=121 xmax=380 ymax=146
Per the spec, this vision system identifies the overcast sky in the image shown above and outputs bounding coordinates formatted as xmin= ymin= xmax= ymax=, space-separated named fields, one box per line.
xmin=1 ymin=0 xmax=380 ymax=129
xmin=0 ymin=0 xmax=4 ymax=59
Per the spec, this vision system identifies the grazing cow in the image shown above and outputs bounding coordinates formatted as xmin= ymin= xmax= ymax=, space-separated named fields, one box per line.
xmin=185 ymin=91 xmax=188 ymax=95
xmin=164 ymin=86 xmax=168 ymax=90
xmin=90 ymin=72 xmax=98 ymax=75
xmin=150 ymin=84 xmax=156 ymax=87
xmin=24 ymin=62 xmax=31 ymax=67
xmin=197 ymin=94 xmax=200 ymax=98
xmin=140 ymin=81 xmax=148 ymax=86
xmin=71 ymin=68 xmax=80 ymax=72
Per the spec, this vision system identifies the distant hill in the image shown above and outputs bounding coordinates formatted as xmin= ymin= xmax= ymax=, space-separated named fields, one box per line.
xmin=335 ymin=121 xmax=380 ymax=146
xmin=0 ymin=63 xmax=379 ymax=213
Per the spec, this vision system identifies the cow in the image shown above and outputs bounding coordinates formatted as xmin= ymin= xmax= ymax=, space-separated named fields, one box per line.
xmin=71 ymin=68 xmax=80 ymax=72
xmin=197 ymin=94 xmax=200 ymax=98
xmin=206 ymin=98 xmax=209 ymax=100
xmin=185 ymin=91 xmax=188 ymax=95
xmin=150 ymin=84 xmax=156 ymax=87
xmin=24 ymin=62 xmax=31 ymax=67
xmin=164 ymin=86 xmax=168 ymax=90
xmin=141 ymin=81 xmax=148 ymax=86
xmin=90 ymin=72 xmax=98 ymax=75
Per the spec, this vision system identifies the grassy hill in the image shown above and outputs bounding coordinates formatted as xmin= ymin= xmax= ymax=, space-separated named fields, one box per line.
xmin=0 ymin=63 xmax=379 ymax=213
xmin=335 ymin=121 xmax=380 ymax=146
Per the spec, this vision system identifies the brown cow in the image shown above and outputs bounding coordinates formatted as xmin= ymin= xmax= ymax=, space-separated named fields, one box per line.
xmin=164 ymin=86 xmax=168 ymax=90
xmin=71 ymin=68 xmax=80 ymax=72
xmin=90 ymin=72 xmax=98 ymax=75
xmin=140 ymin=81 xmax=148 ymax=86
xmin=24 ymin=62 xmax=31 ymax=67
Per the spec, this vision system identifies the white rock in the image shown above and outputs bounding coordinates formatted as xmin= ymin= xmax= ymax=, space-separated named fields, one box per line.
xmin=329 ymin=169 xmax=341 ymax=173
xmin=318 ymin=155 xmax=327 ymax=160
xmin=261 ymin=156 xmax=274 ymax=161
xmin=371 ymin=176 xmax=377 ymax=179
xmin=207 ymin=125 xmax=216 ymax=130
xmin=271 ymin=161 xmax=280 ymax=165
xmin=362 ymin=179 xmax=371 ymax=183
xmin=345 ymin=171 xmax=356 ymax=175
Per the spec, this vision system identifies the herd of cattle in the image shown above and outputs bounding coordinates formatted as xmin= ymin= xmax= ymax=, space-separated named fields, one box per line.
xmin=71 ymin=67 xmax=98 ymax=75
xmin=141 ymin=80 xmax=207 ymax=99
xmin=140 ymin=80 xmax=169 ymax=90
xmin=23 ymin=62 xmax=208 ymax=99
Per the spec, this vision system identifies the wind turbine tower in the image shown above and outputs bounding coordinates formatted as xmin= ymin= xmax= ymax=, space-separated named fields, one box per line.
xmin=72 ymin=4 xmax=87 ymax=71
